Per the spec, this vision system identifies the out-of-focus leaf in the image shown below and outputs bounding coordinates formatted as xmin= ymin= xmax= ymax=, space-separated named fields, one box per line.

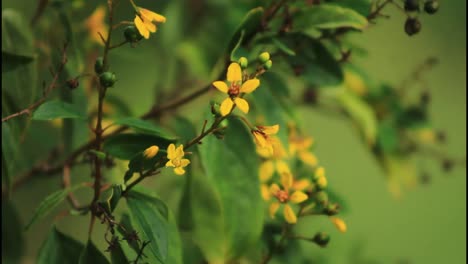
xmin=110 ymin=242 xmax=128 ymax=264
xmin=78 ymin=240 xmax=109 ymax=264
xmin=98 ymin=184 xmax=123 ymax=214
xmin=380 ymin=154 xmax=418 ymax=198
xmin=397 ymin=106 xmax=428 ymax=129
xmin=197 ymin=117 xmax=263 ymax=261
xmin=2 ymin=51 xmax=35 ymax=73
xmin=113 ymin=118 xmax=176 ymax=139
xmin=32 ymin=100 xmax=87 ymax=121
xmin=126 ymin=190 xmax=169 ymax=263
xmin=226 ymin=7 xmax=264 ymax=56
xmin=2 ymin=123 xmax=19 ymax=190
xmin=37 ymin=226 xmax=84 ymax=264
xmin=337 ymin=90 xmax=378 ymax=146
xmin=104 ymin=94 xmax=134 ymax=117
xmin=376 ymin=119 xmax=399 ymax=154
xmin=271 ymin=38 xmax=296 ymax=56
xmin=327 ymin=0 xmax=373 ymax=17
xmin=103 ymin=133 xmax=175 ymax=160
xmin=25 ymin=184 xmax=84 ymax=230
xmin=2 ymin=200 xmax=24 ymax=263
xmin=281 ymin=34 xmax=343 ymax=87
xmin=293 ymin=5 xmax=368 ymax=31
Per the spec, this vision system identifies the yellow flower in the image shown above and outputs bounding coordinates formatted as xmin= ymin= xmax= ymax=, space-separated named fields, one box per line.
xmin=134 ymin=7 xmax=166 ymax=39
xmin=288 ymin=123 xmax=318 ymax=167
xmin=165 ymin=144 xmax=190 ymax=175
xmin=292 ymin=178 xmax=312 ymax=191
xmin=252 ymin=124 xmax=280 ymax=155
xmin=84 ymin=6 xmax=108 ymax=45
xmin=143 ymin=145 xmax=159 ymax=159
xmin=257 ymin=138 xmax=290 ymax=182
xmin=212 ymin=62 xmax=260 ymax=116
xmin=330 ymin=217 xmax=347 ymax=233
xmin=314 ymin=166 xmax=327 ymax=189
xmin=269 ymin=173 xmax=308 ymax=224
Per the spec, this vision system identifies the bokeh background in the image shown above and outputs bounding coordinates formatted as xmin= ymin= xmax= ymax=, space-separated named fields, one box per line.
xmin=2 ymin=0 xmax=466 ymax=263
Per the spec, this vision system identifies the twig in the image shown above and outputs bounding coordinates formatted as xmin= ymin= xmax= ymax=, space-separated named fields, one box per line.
xmin=62 ymin=164 xmax=82 ymax=209
xmin=2 ymin=43 xmax=69 ymax=122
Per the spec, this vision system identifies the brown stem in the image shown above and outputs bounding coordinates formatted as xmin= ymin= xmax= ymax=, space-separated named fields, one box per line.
xmin=2 ymin=43 xmax=69 ymax=123
xmin=62 ymin=164 xmax=83 ymax=209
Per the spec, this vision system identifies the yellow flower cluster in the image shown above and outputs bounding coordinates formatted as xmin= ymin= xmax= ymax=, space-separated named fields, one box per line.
xmin=142 ymin=143 xmax=190 ymax=175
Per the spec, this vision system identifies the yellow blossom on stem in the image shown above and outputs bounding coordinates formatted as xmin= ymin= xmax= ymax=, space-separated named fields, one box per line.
xmin=257 ymin=136 xmax=290 ymax=183
xmin=330 ymin=217 xmax=347 ymax=233
xmin=288 ymin=123 xmax=318 ymax=167
xmin=165 ymin=144 xmax=190 ymax=175
xmin=212 ymin=62 xmax=260 ymax=116
xmin=134 ymin=7 xmax=166 ymax=39
xmin=269 ymin=173 xmax=308 ymax=224
xmin=84 ymin=6 xmax=108 ymax=45
xmin=252 ymin=124 xmax=280 ymax=155
xmin=143 ymin=145 xmax=159 ymax=159
xmin=314 ymin=166 xmax=327 ymax=189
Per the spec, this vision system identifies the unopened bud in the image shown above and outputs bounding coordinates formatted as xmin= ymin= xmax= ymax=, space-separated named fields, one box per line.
xmin=238 ymin=57 xmax=248 ymax=68
xmin=258 ymin=52 xmax=270 ymax=63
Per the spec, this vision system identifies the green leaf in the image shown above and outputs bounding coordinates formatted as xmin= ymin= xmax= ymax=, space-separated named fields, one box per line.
xmin=337 ymin=90 xmax=378 ymax=146
xmin=271 ymin=38 xmax=296 ymax=56
xmin=2 ymin=51 xmax=35 ymax=73
xmin=79 ymin=240 xmax=110 ymax=264
xmin=376 ymin=119 xmax=399 ymax=153
xmin=226 ymin=7 xmax=264 ymax=56
xmin=25 ymin=184 xmax=84 ymax=230
xmin=2 ymin=123 xmax=19 ymax=191
xmin=103 ymin=133 xmax=175 ymax=160
xmin=32 ymin=100 xmax=86 ymax=121
xmin=197 ymin=117 xmax=263 ymax=261
xmin=2 ymin=200 xmax=24 ymax=263
xmin=126 ymin=190 xmax=170 ymax=263
xmin=37 ymin=226 xmax=84 ymax=264
xmin=281 ymin=33 xmax=343 ymax=87
xmin=327 ymin=0 xmax=373 ymax=17
xmin=2 ymin=9 xmax=34 ymax=59
xmin=294 ymin=4 xmax=368 ymax=31
xmin=98 ymin=184 xmax=123 ymax=214
xmin=113 ymin=118 xmax=176 ymax=139
xmin=110 ymin=243 xmax=128 ymax=264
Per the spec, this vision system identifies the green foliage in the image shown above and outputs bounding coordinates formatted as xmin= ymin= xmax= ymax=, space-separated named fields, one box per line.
xmin=2 ymin=200 xmax=24 ymax=264
xmin=103 ymin=133 xmax=175 ymax=160
xmin=79 ymin=240 xmax=110 ymax=264
xmin=32 ymin=100 xmax=87 ymax=121
xmin=113 ymin=118 xmax=175 ymax=139
xmin=37 ymin=227 xmax=84 ymax=264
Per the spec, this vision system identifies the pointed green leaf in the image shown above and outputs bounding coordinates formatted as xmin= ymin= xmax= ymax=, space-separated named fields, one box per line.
xmin=103 ymin=133 xmax=175 ymax=160
xmin=32 ymin=100 xmax=87 ymax=121
xmin=294 ymin=4 xmax=368 ymax=31
xmin=2 ymin=51 xmax=35 ymax=73
xmin=79 ymin=240 xmax=110 ymax=264
xmin=113 ymin=118 xmax=176 ymax=139
xmin=37 ymin=226 xmax=84 ymax=264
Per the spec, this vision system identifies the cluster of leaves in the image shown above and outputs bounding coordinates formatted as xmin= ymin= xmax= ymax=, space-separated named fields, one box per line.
xmin=2 ymin=0 xmax=460 ymax=263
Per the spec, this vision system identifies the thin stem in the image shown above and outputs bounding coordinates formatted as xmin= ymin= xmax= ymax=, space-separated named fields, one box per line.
xmin=62 ymin=164 xmax=83 ymax=210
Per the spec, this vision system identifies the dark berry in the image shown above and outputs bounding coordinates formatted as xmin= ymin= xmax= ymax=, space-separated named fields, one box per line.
xmin=405 ymin=18 xmax=422 ymax=36
xmin=404 ymin=0 xmax=420 ymax=12
xmin=424 ymin=0 xmax=439 ymax=14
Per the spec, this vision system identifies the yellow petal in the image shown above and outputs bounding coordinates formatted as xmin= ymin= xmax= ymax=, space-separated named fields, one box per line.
xmin=240 ymin=79 xmax=260 ymax=94
xmin=140 ymin=8 xmax=166 ymax=23
xmin=283 ymin=204 xmax=297 ymax=224
xmin=175 ymin=145 xmax=185 ymax=158
xmin=315 ymin=167 xmax=325 ymax=178
xmin=292 ymin=179 xmax=311 ymax=191
xmin=261 ymin=184 xmax=271 ymax=201
xmin=174 ymin=167 xmax=186 ymax=175
xmin=256 ymin=145 xmax=272 ymax=158
xmin=269 ymin=183 xmax=280 ymax=196
xmin=276 ymin=160 xmax=291 ymax=175
xmin=280 ymin=171 xmax=293 ymax=191
xmin=234 ymin=98 xmax=249 ymax=114
xmin=252 ymin=131 xmax=267 ymax=148
xmin=227 ymin=62 xmax=242 ymax=83
xmin=260 ymin=124 xmax=279 ymax=135
xmin=299 ymin=152 xmax=318 ymax=167
xmin=330 ymin=217 xmax=347 ymax=233
xmin=259 ymin=161 xmax=275 ymax=182
xmin=143 ymin=145 xmax=159 ymax=159
xmin=167 ymin=144 xmax=176 ymax=159
xmin=165 ymin=160 xmax=174 ymax=167
xmin=269 ymin=202 xmax=280 ymax=218
xmin=220 ymin=97 xmax=234 ymax=116
xmin=289 ymin=191 xmax=308 ymax=204
xmin=316 ymin=175 xmax=327 ymax=189
xmin=144 ymin=19 xmax=156 ymax=33
xmin=134 ymin=16 xmax=149 ymax=39
xmin=213 ymin=81 xmax=228 ymax=94
xmin=180 ymin=159 xmax=190 ymax=167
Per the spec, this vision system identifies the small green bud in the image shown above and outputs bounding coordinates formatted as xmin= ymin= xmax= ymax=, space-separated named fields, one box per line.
xmin=424 ymin=0 xmax=439 ymax=14
xmin=263 ymin=60 xmax=273 ymax=70
xmin=258 ymin=52 xmax=271 ymax=63
xmin=94 ymin=57 xmax=104 ymax=74
xmin=124 ymin=25 xmax=143 ymax=43
xmin=99 ymin=72 xmax=116 ymax=88
xmin=238 ymin=57 xmax=249 ymax=68
xmin=312 ymin=232 xmax=330 ymax=247
xmin=211 ymin=102 xmax=221 ymax=116
xmin=315 ymin=191 xmax=328 ymax=205
xmin=324 ymin=203 xmax=340 ymax=216
xmin=404 ymin=18 xmax=422 ymax=36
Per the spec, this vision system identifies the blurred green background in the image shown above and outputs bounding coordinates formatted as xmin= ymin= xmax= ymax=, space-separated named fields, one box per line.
xmin=2 ymin=0 xmax=466 ymax=263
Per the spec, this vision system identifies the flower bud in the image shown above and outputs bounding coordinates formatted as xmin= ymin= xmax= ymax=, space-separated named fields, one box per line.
xmin=263 ymin=60 xmax=273 ymax=70
xmin=424 ymin=0 xmax=439 ymax=14
xmin=238 ymin=57 xmax=248 ymax=68
xmin=124 ymin=26 xmax=143 ymax=43
xmin=324 ymin=203 xmax=340 ymax=216
xmin=94 ymin=57 xmax=104 ymax=74
xmin=211 ymin=102 xmax=221 ymax=116
xmin=99 ymin=72 xmax=116 ymax=88
xmin=258 ymin=52 xmax=270 ymax=63
xmin=315 ymin=191 xmax=328 ymax=205
xmin=143 ymin=145 xmax=159 ymax=159
xmin=404 ymin=18 xmax=422 ymax=36
xmin=330 ymin=217 xmax=347 ymax=233
xmin=312 ymin=232 xmax=330 ymax=247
